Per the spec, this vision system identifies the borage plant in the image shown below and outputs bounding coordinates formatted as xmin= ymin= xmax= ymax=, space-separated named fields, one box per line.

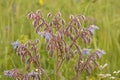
xmin=4 ymin=10 xmax=105 ymax=80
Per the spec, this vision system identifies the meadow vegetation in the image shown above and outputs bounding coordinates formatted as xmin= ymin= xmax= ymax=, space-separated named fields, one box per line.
xmin=0 ymin=0 xmax=120 ymax=80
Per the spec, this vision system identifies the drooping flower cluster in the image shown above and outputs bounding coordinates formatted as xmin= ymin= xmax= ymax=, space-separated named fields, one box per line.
xmin=5 ymin=40 xmax=50 ymax=80
xmin=4 ymin=69 xmax=43 ymax=80
xmin=4 ymin=69 xmax=23 ymax=79
xmin=27 ymin=10 xmax=106 ymax=80
xmin=4 ymin=11 xmax=106 ymax=80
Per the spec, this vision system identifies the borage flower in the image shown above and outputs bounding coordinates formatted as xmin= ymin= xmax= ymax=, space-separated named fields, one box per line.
xmin=81 ymin=48 xmax=92 ymax=56
xmin=4 ymin=69 xmax=22 ymax=79
xmin=4 ymin=70 xmax=12 ymax=77
xmin=95 ymin=49 xmax=106 ymax=58
xmin=38 ymin=31 xmax=51 ymax=42
xmin=11 ymin=41 xmax=21 ymax=49
xmin=88 ymin=25 xmax=99 ymax=34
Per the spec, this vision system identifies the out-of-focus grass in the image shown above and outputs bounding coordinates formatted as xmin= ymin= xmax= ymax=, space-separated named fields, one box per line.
xmin=0 ymin=0 xmax=120 ymax=80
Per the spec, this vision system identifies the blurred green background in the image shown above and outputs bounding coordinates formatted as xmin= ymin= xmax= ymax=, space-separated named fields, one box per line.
xmin=0 ymin=0 xmax=120 ymax=80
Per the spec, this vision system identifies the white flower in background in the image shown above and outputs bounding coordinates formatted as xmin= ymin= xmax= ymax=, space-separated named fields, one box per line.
xmin=105 ymin=74 xmax=111 ymax=77
xmin=118 ymin=70 xmax=120 ymax=73
xmin=98 ymin=74 xmax=105 ymax=77
xmin=99 ymin=63 xmax=108 ymax=70
xmin=113 ymin=70 xmax=120 ymax=74
xmin=109 ymin=76 xmax=116 ymax=80
xmin=98 ymin=73 xmax=111 ymax=78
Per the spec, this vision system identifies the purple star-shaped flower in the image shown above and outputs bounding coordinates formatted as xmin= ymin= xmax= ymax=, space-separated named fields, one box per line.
xmin=95 ymin=49 xmax=106 ymax=58
xmin=38 ymin=31 xmax=51 ymax=41
xmin=11 ymin=41 xmax=21 ymax=49
xmin=82 ymin=48 xmax=92 ymax=56
xmin=4 ymin=70 xmax=12 ymax=77
xmin=88 ymin=25 xmax=99 ymax=34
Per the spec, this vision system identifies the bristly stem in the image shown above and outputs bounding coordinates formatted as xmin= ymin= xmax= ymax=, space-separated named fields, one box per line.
xmin=4 ymin=11 xmax=105 ymax=80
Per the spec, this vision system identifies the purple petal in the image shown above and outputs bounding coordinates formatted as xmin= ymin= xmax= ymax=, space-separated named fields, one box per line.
xmin=88 ymin=25 xmax=99 ymax=34
xmin=38 ymin=31 xmax=51 ymax=41
xmin=11 ymin=41 xmax=20 ymax=49
xmin=4 ymin=70 xmax=13 ymax=77
xmin=82 ymin=48 xmax=92 ymax=55
xmin=45 ymin=33 xmax=51 ymax=41
xmin=95 ymin=49 xmax=106 ymax=58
